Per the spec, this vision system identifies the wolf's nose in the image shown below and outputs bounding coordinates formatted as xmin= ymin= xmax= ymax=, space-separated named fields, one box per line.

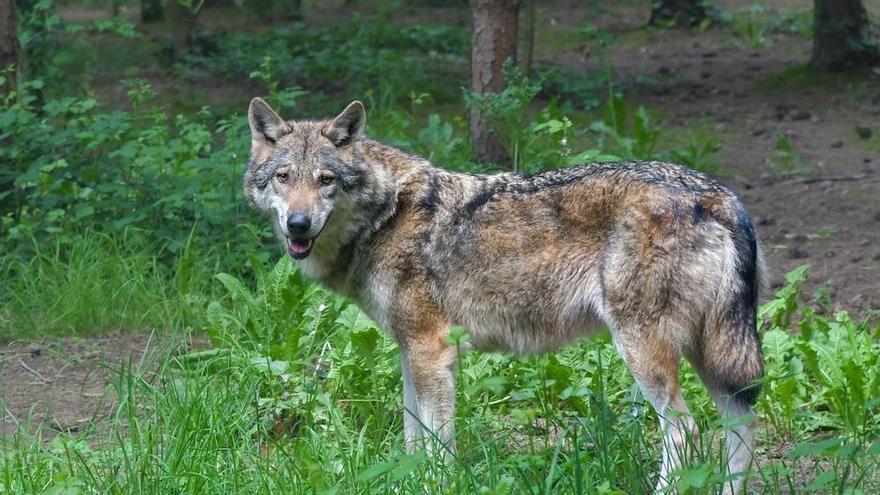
xmin=287 ymin=213 xmax=312 ymax=235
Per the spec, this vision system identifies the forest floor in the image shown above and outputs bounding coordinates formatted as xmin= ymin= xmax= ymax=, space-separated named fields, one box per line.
xmin=4 ymin=0 xmax=879 ymax=459
xmin=3 ymin=333 xmax=162 ymax=439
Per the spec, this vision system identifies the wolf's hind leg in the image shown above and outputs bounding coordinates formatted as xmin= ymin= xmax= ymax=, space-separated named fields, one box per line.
xmin=689 ymin=320 xmax=763 ymax=495
xmin=612 ymin=332 xmax=695 ymax=492
xmin=703 ymin=386 xmax=755 ymax=495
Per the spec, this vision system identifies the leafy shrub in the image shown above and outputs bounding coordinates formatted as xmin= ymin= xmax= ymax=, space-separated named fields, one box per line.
xmin=588 ymin=93 xmax=659 ymax=160
xmin=0 ymin=79 xmax=264 ymax=259
xmin=759 ymin=266 xmax=880 ymax=441
xmin=582 ymin=93 xmax=721 ymax=172
xmin=465 ymin=62 xmax=543 ymax=171
xmin=467 ymin=64 xmax=618 ymax=172
xmin=182 ymin=257 xmax=403 ymax=451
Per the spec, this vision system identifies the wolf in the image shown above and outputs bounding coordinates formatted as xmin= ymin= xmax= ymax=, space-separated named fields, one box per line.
xmin=243 ymin=98 xmax=765 ymax=494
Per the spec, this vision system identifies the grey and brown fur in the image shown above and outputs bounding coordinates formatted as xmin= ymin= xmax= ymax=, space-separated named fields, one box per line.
xmin=244 ymin=99 xmax=766 ymax=494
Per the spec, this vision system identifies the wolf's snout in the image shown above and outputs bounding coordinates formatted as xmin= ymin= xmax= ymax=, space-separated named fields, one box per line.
xmin=287 ymin=213 xmax=312 ymax=236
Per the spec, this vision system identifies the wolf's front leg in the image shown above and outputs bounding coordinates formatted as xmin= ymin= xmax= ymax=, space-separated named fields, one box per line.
xmin=400 ymin=348 xmax=424 ymax=451
xmin=399 ymin=334 xmax=458 ymax=457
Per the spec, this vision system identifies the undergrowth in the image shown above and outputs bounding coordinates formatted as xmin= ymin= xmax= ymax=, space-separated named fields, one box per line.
xmin=1 ymin=261 xmax=878 ymax=493
xmin=0 ymin=230 xmax=215 ymax=340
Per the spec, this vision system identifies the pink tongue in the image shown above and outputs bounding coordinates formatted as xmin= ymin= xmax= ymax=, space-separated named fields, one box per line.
xmin=289 ymin=239 xmax=311 ymax=254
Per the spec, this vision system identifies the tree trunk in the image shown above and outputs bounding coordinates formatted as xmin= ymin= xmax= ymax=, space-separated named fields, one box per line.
xmin=166 ymin=0 xmax=197 ymax=59
xmin=649 ymin=0 xmax=706 ymax=26
xmin=0 ymin=0 xmax=17 ymax=94
xmin=520 ymin=0 xmax=534 ymax=76
xmin=141 ymin=0 xmax=164 ymax=23
xmin=469 ymin=0 xmax=520 ymax=166
xmin=812 ymin=0 xmax=878 ymax=70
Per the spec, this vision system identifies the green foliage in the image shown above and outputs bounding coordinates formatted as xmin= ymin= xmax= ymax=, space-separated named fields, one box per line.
xmin=668 ymin=131 xmax=723 ymax=173
xmin=3 ymin=261 xmax=879 ymax=493
xmin=0 ymin=79 xmax=264 ymax=258
xmin=17 ymin=0 xmax=64 ymax=83
xmin=771 ymin=9 xmax=813 ymax=39
xmin=584 ymin=94 xmax=721 ymax=172
xmin=589 ymin=93 xmax=659 ymax=160
xmin=759 ymin=266 xmax=880 ymax=442
xmin=17 ymin=0 xmax=139 ymax=88
xmin=536 ymin=66 xmax=604 ymax=110
xmin=0 ymin=231 xmax=213 ymax=339
xmin=248 ymin=55 xmax=308 ymax=114
xmin=467 ymin=65 xmax=621 ymax=172
xmin=185 ymin=257 xmax=402 ymax=445
xmin=415 ymin=112 xmax=473 ymax=166
xmin=466 ymin=62 xmax=542 ymax=171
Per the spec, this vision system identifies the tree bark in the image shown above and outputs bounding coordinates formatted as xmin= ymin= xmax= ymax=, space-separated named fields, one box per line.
xmin=649 ymin=0 xmax=706 ymax=27
xmin=469 ymin=0 xmax=520 ymax=166
xmin=0 ymin=0 xmax=16 ymax=94
xmin=812 ymin=0 xmax=878 ymax=70
xmin=520 ymin=0 xmax=534 ymax=76
xmin=141 ymin=0 xmax=164 ymax=23
xmin=166 ymin=0 xmax=197 ymax=59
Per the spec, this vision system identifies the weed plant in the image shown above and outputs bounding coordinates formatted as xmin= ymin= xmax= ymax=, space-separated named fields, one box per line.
xmin=2 ymin=262 xmax=878 ymax=493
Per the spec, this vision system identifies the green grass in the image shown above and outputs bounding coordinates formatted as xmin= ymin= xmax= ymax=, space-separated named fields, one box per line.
xmin=2 ymin=259 xmax=879 ymax=493
xmin=0 ymin=231 xmax=215 ymax=340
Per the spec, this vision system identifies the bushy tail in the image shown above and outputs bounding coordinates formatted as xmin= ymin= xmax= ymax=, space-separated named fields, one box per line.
xmin=704 ymin=204 xmax=765 ymax=408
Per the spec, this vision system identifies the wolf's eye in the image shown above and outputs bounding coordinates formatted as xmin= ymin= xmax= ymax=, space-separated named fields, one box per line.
xmin=276 ymin=172 xmax=289 ymax=183
xmin=319 ymin=174 xmax=335 ymax=186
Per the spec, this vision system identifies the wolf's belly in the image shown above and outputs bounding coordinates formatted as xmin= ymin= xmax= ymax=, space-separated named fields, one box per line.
xmin=454 ymin=293 xmax=609 ymax=355
xmin=440 ymin=259 xmax=611 ymax=355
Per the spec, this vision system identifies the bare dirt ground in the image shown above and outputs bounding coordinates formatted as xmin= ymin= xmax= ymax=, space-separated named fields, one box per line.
xmin=4 ymin=0 xmax=878 ymax=459
xmin=1 ymin=333 xmax=193 ymax=440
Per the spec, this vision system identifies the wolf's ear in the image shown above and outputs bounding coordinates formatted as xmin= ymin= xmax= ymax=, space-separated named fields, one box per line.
xmin=322 ymin=101 xmax=366 ymax=147
xmin=248 ymin=97 xmax=290 ymax=147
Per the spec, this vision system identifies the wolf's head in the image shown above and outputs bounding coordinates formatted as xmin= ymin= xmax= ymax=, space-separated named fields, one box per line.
xmin=244 ymin=99 xmax=392 ymax=265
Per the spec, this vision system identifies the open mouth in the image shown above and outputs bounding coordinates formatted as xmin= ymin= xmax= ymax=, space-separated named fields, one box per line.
xmin=286 ymin=238 xmax=313 ymax=259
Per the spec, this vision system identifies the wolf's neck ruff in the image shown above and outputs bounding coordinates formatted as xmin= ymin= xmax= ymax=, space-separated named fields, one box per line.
xmin=244 ymin=99 xmax=764 ymax=495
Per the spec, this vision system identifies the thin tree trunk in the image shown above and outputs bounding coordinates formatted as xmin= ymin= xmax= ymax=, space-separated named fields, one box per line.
xmin=0 ymin=0 xmax=16 ymax=94
xmin=649 ymin=0 xmax=706 ymax=26
xmin=521 ymin=0 xmax=534 ymax=76
xmin=812 ymin=0 xmax=878 ymax=70
xmin=469 ymin=0 xmax=520 ymax=167
xmin=141 ymin=0 xmax=164 ymax=23
xmin=291 ymin=0 xmax=301 ymax=20
xmin=167 ymin=0 xmax=197 ymax=59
